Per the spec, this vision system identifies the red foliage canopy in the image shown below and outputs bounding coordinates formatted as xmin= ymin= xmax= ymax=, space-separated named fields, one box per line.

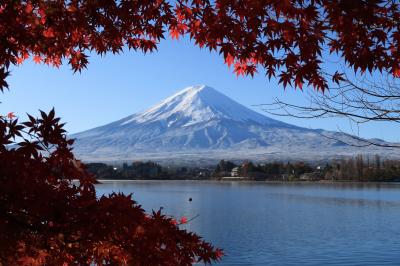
xmin=1 ymin=0 xmax=399 ymax=91
xmin=1 ymin=1 xmax=400 ymax=264
xmin=0 ymin=110 xmax=222 ymax=265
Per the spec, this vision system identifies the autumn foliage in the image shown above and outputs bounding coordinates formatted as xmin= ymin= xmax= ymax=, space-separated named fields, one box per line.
xmin=0 ymin=110 xmax=222 ymax=265
xmin=0 ymin=0 xmax=399 ymax=92
xmin=1 ymin=0 xmax=400 ymax=265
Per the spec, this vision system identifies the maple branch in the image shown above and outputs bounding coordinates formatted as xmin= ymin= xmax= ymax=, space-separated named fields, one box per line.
xmin=259 ymin=73 xmax=400 ymax=147
xmin=183 ymin=214 xmax=200 ymax=224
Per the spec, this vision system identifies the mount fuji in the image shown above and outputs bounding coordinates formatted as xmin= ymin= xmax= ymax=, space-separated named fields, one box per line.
xmin=72 ymin=85 xmax=398 ymax=164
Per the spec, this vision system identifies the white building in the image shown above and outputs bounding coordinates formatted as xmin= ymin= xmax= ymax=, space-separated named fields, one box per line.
xmin=231 ymin=167 xmax=240 ymax=177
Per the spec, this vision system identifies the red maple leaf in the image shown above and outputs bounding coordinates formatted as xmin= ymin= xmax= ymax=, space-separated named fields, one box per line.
xmin=394 ymin=68 xmax=400 ymax=78
xmin=332 ymin=71 xmax=345 ymax=84
xmin=179 ymin=216 xmax=188 ymax=224
xmin=25 ymin=3 xmax=33 ymax=14
xmin=16 ymin=57 xmax=24 ymax=65
xmin=51 ymin=57 xmax=61 ymax=68
xmin=215 ymin=249 xmax=224 ymax=259
xmin=7 ymin=112 xmax=16 ymax=119
xmin=33 ymin=55 xmax=42 ymax=64
xmin=21 ymin=52 xmax=29 ymax=60
xmin=43 ymin=28 xmax=55 ymax=38
xmin=225 ymin=53 xmax=235 ymax=68
xmin=170 ymin=27 xmax=180 ymax=40
xmin=234 ymin=62 xmax=246 ymax=77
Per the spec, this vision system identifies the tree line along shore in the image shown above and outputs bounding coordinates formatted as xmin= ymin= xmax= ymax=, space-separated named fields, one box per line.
xmin=87 ymin=155 xmax=400 ymax=182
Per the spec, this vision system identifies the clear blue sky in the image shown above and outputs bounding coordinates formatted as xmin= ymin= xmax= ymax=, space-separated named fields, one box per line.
xmin=1 ymin=36 xmax=398 ymax=142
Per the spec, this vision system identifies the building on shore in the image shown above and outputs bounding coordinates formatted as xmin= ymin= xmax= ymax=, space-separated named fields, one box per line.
xmin=231 ymin=167 xmax=240 ymax=177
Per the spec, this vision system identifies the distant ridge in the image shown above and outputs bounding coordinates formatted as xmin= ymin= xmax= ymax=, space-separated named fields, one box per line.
xmin=72 ymin=85 xmax=399 ymax=164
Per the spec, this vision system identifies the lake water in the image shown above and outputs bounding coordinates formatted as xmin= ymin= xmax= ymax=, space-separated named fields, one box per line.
xmin=96 ymin=181 xmax=400 ymax=265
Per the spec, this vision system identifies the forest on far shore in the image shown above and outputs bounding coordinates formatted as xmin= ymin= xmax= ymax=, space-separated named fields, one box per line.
xmin=86 ymin=155 xmax=400 ymax=182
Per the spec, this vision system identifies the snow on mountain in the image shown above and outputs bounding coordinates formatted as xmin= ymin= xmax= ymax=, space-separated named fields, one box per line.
xmin=72 ymin=85 xmax=399 ymax=163
xmin=120 ymin=85 xmax=289 ymax=127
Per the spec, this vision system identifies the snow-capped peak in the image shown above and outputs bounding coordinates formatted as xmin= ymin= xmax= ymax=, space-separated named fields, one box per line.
xmin=120 ymin=85 xmax=285 ymax=127
xmin=72 ymin=84 xmax=398 ymax=162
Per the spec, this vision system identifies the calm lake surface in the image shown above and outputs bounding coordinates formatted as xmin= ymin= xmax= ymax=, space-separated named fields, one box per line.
xmin=96 ymin=181 xmax=400 ymax=265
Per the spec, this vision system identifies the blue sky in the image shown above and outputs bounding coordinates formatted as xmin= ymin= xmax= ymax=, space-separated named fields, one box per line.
xmin=1 ymin=36 xmax=398 ymax=142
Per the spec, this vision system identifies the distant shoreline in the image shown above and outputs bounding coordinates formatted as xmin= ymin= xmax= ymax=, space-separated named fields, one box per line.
xmin=96 ymin=179 xmax=400 ymax=185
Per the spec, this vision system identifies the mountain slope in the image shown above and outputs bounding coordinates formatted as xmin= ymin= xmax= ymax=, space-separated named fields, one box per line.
xmin=72 ymin=85 xmax=399 ymax=163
